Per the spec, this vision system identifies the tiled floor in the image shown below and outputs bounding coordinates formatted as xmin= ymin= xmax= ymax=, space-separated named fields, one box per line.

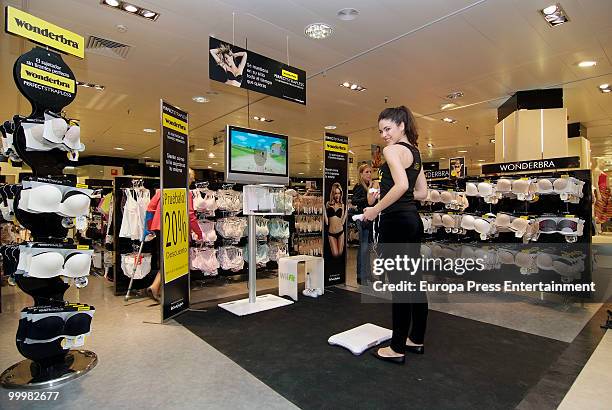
xmin=0 ymin=248 xmax=609 ymax=409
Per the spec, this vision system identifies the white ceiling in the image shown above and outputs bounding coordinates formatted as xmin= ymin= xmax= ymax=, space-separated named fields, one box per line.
xmin=1 ymin=0 xmax=611 ymax=180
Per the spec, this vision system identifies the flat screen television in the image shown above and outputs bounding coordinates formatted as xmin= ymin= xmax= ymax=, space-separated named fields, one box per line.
xmin=225 ymin=125 xmax=289 ymax=185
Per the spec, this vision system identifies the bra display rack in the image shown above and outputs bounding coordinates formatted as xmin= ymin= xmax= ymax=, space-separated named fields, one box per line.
xmin=290 ymin=190 xmax=323 ymax=257
xmin=111 ymin=176 xmax=159 ymax=296
xmin=419 ymin=168 xmax=592 ymax=297
xmin=1 ymin=45 xmax=98 ymax=388
xmin=190 ymin=182 xmax=293 ymax=291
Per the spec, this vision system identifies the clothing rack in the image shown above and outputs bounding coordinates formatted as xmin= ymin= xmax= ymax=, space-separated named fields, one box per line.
xmin=111 ymin=175 xmax=160 ymax=295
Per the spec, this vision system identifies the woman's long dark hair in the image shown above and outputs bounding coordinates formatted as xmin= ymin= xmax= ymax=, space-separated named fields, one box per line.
xmin=378 ymin=106 xmax=419 ymax=147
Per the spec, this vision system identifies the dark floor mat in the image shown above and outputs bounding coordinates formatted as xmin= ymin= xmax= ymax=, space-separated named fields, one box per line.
xmin=176 ymin=289 xmax=568 ymax=410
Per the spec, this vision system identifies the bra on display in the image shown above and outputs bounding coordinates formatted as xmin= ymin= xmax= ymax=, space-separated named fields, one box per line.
xmin=243 ymin=243 xmax=270 ymax=267
xmin=269 ymin=218 xmax=290 ymax=240
xmin=22 ymin=114 xmax=85 ymax=155
xmin=216 ymin=189 xmax=242 ymax=212
xmin=215 ymin=217 xmax=247 ymax=241
xmin=218 ymin=246 xmax=244 ymax=271
xmin=16 ymin=244 xmax=93 ymax=279
xmin=197 ymin=220 xmax=217 ymax=244
xmin=19 ymin=180 xmax=93 ymax=218
xmin=255 ymin=217 xmax=269 ymax=238
xmin=268 ymin=242 xmax=289 ymax=262
xmin=120 ymin=252 xmax=152 ymax=280
xmin=190 ymin=247 xmax=219 ymax=275
xmin=192 ymin=189 xmax=217 ymax=214
xmin=18 ymin=303 xmax=95 ymax=344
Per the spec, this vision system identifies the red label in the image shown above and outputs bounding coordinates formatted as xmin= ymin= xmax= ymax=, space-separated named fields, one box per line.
xmin=111 ymin=169 xmax=118 ymax=176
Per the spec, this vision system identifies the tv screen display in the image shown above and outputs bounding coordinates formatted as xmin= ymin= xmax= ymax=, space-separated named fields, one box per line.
xmin=225 ymin=125 xmax=289 ymax=185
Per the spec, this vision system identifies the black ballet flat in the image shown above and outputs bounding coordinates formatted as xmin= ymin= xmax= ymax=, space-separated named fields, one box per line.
xmin=405 ymin=345 xmax=424 ymax=355
xmin=371 ymin=349 xmax=405 ymax=365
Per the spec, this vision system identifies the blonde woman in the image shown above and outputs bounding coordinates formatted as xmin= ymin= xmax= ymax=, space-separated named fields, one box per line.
xmin=351 ymin=164 xmax=379 ymax=284
xmin=324 ymin=182 xmax=347 ymax=258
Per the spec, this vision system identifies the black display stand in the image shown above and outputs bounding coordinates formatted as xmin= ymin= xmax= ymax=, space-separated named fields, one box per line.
xmin=0 ymin=47 xmax=97 ymax=388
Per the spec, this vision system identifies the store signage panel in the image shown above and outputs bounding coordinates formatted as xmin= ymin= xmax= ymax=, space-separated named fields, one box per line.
xmin=13 ymin=47 xmax=76 ymax=113
xmin=323 ymin=133 xmax=349 ymax=286
xmin=5 ymin=6 xmax=84 ymax=58
xmin=160 ymin=100 xmax=190 ymax=321
xmin=425 ymin=169 xmax=450 ymax=179
xmin=209 ymin=37 xmax=306 ymax=105
xmin=481 ymin=156 xmax=580 ymax=174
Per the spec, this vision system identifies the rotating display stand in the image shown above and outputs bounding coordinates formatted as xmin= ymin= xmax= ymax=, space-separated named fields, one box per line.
xmin=218 ymin=185 xmax=294 ymax=315
xmin=1 ymin=44 xmax=97 ymax=388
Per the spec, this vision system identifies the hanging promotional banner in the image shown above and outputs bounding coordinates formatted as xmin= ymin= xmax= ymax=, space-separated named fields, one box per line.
xmin=209 ymin=36 xmax=306 ymax=105
xmin=449 ymin=157 xmax=466 ymax=179
xmin=5 ymin=6 xmax=84 ymax=58
xmin=160 ymin=100 xmax=189 ymax=321
xmin=481 ymin=156 xmax=580 ymax=175
xmin=13 ymin=47 xmax=76 ymax=113
xmin=323 ymin=133 xmax=349 ymax=286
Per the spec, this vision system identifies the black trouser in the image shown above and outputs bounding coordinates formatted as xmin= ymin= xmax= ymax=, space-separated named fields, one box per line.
xmin=379 ymin=210 xmax=428 ymax=353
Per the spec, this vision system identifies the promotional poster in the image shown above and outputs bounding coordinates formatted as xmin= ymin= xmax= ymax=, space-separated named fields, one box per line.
xmin=160 ymin=100 xmax=190 ymax=321
xmin=209 ymin=36 xmax=306 ymax=105
xmin=449 ymin=156 xmax=466 ymax=179
xmin=323 ymin=133 xmax=349 ymax=286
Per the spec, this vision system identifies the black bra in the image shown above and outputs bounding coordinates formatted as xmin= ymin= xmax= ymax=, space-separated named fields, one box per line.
xmin=326 ymin=206 xmax=342 ymax=218
xmin=226 ymin=71 xmax=243 ymax=82
xmin=20 ymin=305 xmax=94 ymax=341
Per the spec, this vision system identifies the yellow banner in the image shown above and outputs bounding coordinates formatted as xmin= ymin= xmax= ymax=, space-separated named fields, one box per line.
xmin=162 ymin=113 xmax=189 ymax=135
xmin=281 ymin=69 xmax=298 ymax=81
xmin=6 ymin=6 xmax=84 ymax=58
xmin=325 ymin=141 xmax=348 ymax=154
xmin=162 ymin=188 xmax=189 ymax=284
xmin=20 ymin=63 xmax=75 ymax=93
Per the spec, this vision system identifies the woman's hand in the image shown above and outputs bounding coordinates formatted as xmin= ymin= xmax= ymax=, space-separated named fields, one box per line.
xmin=363 ymin=206 xmax=380 ymax=222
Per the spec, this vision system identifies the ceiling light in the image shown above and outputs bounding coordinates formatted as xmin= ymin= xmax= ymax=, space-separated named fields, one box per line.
xmin=143 ymin=156 xmax=151 ymax=159
xmin=349 ymin=150 xmax=355 ymax=154
xmin=578 ymin=61 xmax=596 ymax=68
xmin=195 ymin=148 xmax=205 ymax=151
xmin=442 ymin=117 xmax=457 ymax=124
xmin=427 ymin=143 xmax=434 ymax=148
xmin=324 ymin=125 xmax=337 ymax=130
xmin=350 ymin=84 xmax=358 ymax=90
xmin=298 ymin=172 xmax=305 ymax=175
xmin=192 ymin=96 xmax=209 ymax=103
xmin=143 ymin=128 xmax=156 ymax=133
xmin=337 ymin=8 xmax=359 ymax=21
xmin=478 ymin=159 xmax=485 ymax=162
xmin=208 ymin=153 xmax=215 ymax=158
xmin=446 ymin=91 xmax=464 ymax=100
xmin=342 ymin=82 xmax=350 ymax=88
xmin=123 ymin=3 xmax=138 ymax=12
xmin=76 ymin=81 xmax=105 ymax=90
xmin=253 ymin=116 xmax=259 ymax=120
xmin=207 ymin=166 xmax=212 ymax=169
xmin=603 ymin=89 xmax=611 ymax=93
xmin=440 ymin=103 xmax=457 ymax=110
xmin=114 ymin=147 xmax=125 ymax=151
xmin=458 ymin=150 xmax=468 ymax=153
xmin=540 ymin=4 xmax=569 ymax=27
xmin=104 ymin=0 xmax=120 ymax=6
xmin=439 ymin=157 xmax=447 ymax=160
xmin=212 ymin=163 xmax=218 ymax=165
xmin=340 ymin=82 xmax=366 ymax=92
xmin=260 ymin=117 xmax=266 ymax=122
xmin=490 ymin=138 xmax=496 ymax=143
xmin=140 ymin=9 xmax=157 ymax=19
xmin=599 ymin=84 xmax=610 ymax=89
xmin=305 ymin=23 xmax=333 ymax=39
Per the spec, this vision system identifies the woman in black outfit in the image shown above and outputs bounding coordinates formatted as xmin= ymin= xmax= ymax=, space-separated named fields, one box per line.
xmin=352 ymin=163 xmax=378 ymax=284
xmin=363 ymin=106 xmax=428 ymax=364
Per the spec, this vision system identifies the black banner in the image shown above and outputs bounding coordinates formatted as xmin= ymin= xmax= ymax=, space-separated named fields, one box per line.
xmin=13 ymin=47 xmax=76 ymax=114
xmin=425 ymin=169 xmax=450 ymax=179
xmin=160 ymin=100 xmax=190 ymax=321
xmin=209 ymin=37 xmax=306 ymax=105
xmin=323 ymin=133 xmax=349 ymax=286
xmin=481 ymin=156 xmax=580 ymax=175
xmin=423 ymin=161 xmax=439 ymax=171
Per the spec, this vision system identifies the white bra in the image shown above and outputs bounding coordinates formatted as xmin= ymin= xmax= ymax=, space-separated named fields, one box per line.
xmin=218 ymin=246 xmax=244 ymax=271
xmin=17 ymin=245 xmax=93 ymax=279
xmin=19 ymin=181 xmax=92 ymax=218
xmin=192 ymin=189 xmax=217 ymax=213
xmin=120 ymin=253 xmax=152 ymax=280
xmin=198 ymin=220 xmax=217 ymax=243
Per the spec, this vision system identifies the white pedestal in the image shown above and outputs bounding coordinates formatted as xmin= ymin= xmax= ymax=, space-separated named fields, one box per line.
xmin=278 ymin=255 xmax=324 ymax=301
xmin=328 ymin=323 xmax=392 ymax=355
xmin=218 ymin=294 xmax=294 ymax=316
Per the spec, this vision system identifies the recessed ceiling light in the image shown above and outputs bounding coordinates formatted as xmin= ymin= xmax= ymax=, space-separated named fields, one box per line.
xmin=578 ymin=61 xmax=596 ymax=68
xmin=348 ymin=150 xmax=355 ymax=155
xmin=324 ymin=125 xmax=337 ymax=130
xmin=208 ymin=153 xmax=215 ymax=158
xmin=207 ymin=165 xmax=212 ymax=169
xmin=599 ymin=84 xmax=610 ymax=89
xmin=490 ymin=138 xmax=496 ymax=143
xmin=114 ymin=147 xmax=125 ymax=151
xmin=143 ymin=156 xmax=151 ymax=159
xmin=104 ymin=0 xmax=120 ymax=6
xmin=298 ymin=172 xmax=305 ymax=175
xmin=439 ymin=157 xmax=447 ymax=160
xmin=305 ymin=23 xmax=333 ymax=39
xmin=340 ymin=82 xmax=366 ymax=92
xmin=123 ymin=3 xmax=138 ymax=12
xmin=195 ymin=148 xmax=205 ymax=151
xmin=540 ymin=3 xmax=569 ymax=27
xmin=458 ymin=150 xmax=468 ymax=153
xmin=603 ymin=89 xmax=611 ymax=93
xmin=440 ymin=103 xmax=457 ymax=110
xmin=337 ymin=8 xmax=359 ymax=21
xmin=427 ymin=143 xmax=434 ymax=148
xmin=442 ymin=117 xmax=457 ymax=124
xmin=212 ymin=163 xmax=218 ymax=165
xmin=446 ymin=91 xmax=464 ymax=100
xmin=478 ymin=159 xmax=485 ymax=162
xmin=143 ymin=128 xmax=156 ymax=133
xmin=350 ymin=84 xmax=358 ymax=90
xmin=342 ymin=82 xmax=350 ymax=87
xmin=140 ymin=9 xmax=156 ymax=18
xmin=192 ymin=96 xmax=209 ymax=103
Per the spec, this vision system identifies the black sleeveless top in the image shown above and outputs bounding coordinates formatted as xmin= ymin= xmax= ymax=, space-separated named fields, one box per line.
xmin=379 ymin=142 xmax=422 ymax=214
